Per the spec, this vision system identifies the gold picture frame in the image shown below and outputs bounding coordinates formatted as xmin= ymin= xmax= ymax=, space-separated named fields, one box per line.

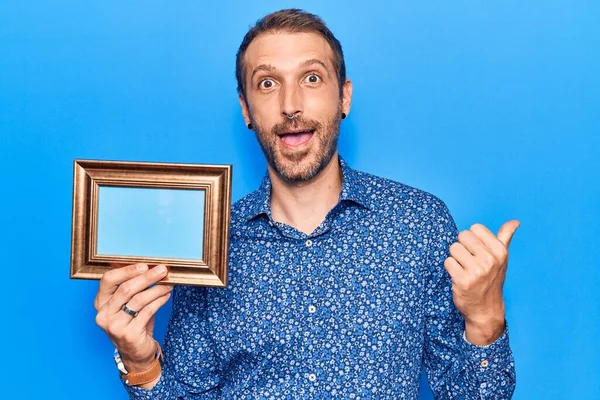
xmin=70 ymin=159 xmax=232 ymax=287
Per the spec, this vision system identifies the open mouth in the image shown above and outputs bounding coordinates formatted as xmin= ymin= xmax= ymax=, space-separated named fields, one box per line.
xmin=278 ymin=129 xmax=315 ymax=147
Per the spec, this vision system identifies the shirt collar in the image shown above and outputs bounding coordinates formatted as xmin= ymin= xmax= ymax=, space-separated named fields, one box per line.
xmin=244 ymin=156 xmax=373 ymax=222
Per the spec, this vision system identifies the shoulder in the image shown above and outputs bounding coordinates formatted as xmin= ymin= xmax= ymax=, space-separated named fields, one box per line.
xmin=351 ymin=168 xmax=458 ymax=248
xmin=351 ymin=168 xmax=450 ymax=218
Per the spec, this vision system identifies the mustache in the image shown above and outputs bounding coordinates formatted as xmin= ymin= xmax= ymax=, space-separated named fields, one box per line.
xmin=271 ymin=115 xmax=321 ymax=135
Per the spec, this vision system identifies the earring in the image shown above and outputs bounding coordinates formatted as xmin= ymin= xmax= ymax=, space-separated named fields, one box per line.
xmin=247 ymin=123 xmax=253 ymax=130
xmin=341 ymin=112 xmax=347 ymax=120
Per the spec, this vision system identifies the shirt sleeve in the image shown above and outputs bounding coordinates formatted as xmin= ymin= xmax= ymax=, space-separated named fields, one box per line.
xmin=422 ymin=199 xmax=516 ymax=399
xmin=123 ymin=285 xmax=222 ymax=399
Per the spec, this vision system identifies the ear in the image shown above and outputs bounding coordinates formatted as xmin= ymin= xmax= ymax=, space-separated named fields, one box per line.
xmin=341 ymin=79 xmax=353 ymax=116
xmin=238 ymin=94 xmax=251 ymax=125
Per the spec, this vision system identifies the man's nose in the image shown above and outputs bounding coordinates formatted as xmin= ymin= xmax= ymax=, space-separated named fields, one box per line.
xmin=280 ymin=84 xmax=303 ymax=120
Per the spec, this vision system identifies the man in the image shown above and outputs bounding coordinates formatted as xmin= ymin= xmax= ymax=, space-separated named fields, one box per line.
xmin=94 ymin=9 xmax=518 ymax=399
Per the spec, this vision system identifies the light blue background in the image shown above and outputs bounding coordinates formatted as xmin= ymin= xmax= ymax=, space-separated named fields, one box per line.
xmin=1 ymin=1 xmax=598 ymax=399
xmin=97 ymin=186 xmax=205 ymax=260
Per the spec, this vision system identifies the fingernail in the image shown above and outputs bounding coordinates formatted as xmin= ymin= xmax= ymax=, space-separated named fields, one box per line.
xmin=137 ymin=264 xmax=148 ymax=272
xmin=155 ymin=265 xmax=167 ymax=274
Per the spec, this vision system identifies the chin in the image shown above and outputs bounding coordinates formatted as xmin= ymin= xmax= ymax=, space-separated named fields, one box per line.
xmin=274 ymin=151 xmax=334 ymax=183
xmin=255 ymin=118 xmax=341 ymax=183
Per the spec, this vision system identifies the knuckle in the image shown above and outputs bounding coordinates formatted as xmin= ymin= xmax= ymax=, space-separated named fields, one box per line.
xmin=498 ymin=247 xmax=508 ymax=260
xmin=125 ymin=298 xmax=138 ymax=312
xmin=473 ymin=266 xmax=486 ymax=279
xmin=128 ymin=292 xmax=146 ymax=310
xmin=145 ymin=270 xmax=160 ymax=285
xmin=449 ymin=242 xmax=461 ymax=254
xmin=483 ymin=254 xmax=496 ymax=269
xmin=119 ymin=282 xmax=134 ymax=298
xmin=147 ymin=266 xmax=166 ymax=280
xmin=95 ymin=313 xmax=106 ymax=328
xmin=457 ymin=230 xmax=469 ymax=242
xmin=106 ymin=323 xmax=122 ymax=338
xmin=101 ymin=268 xmax=119 ymax=283
xmin=470 ymin=223 xmax=483 ymax=232
xmin=131 ymin=263 xmax=147 ymax=273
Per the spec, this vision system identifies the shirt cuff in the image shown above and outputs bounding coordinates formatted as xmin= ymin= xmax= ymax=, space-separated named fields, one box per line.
xmin=460 ymin=322 xmax=515 ymax=380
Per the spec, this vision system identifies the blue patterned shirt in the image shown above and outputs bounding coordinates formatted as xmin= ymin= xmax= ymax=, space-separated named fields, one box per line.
xmin=125 ymin=157 xmax=516 ymax=399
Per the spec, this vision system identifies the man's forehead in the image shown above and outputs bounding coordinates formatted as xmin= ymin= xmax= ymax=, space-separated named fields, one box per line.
xmin=244 ymin=31 xmax=335 ymax=72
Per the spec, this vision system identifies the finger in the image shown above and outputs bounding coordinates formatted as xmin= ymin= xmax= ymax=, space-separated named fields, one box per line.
xmin=469 ymin=223 xmax=508 ymax=260
xmin=449 ymin=242 xmax=477 ymax=271
xmin=129 ymin=291 xmax=173 ymax=331
xmin=95 ymin=263 xmax=149 ymax=311
xmin=497 ymin=220 xmax=520 ymax=249
xmin=107 ymin=284 xmax=174 ymax=334
xmin=444 ymin=257 xmax=465 ymax=281
xmin=457 ymin=229 xmax=489 ymax=257
xmin=125 ymin=284 xmax=174 ymax=319
xmin=104 ymin=264 xmax=170 ymax=315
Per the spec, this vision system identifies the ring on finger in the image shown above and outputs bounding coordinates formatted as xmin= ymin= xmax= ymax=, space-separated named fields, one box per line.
xmin=121 ymin=303 xmax=139 ymax=317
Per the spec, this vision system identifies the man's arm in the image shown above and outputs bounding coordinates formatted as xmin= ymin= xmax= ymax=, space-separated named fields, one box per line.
xmin=423 ymin=199 xmax=516 ymax=399
xmin=124 ymin=285 xmax=222 ymax=399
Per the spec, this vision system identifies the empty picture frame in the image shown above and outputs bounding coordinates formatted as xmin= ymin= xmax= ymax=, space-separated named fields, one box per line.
xmin=70 ymin=159 xmax=232 ymax=287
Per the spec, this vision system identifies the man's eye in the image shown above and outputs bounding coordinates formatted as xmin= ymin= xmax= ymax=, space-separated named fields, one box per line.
xmin=259 ymin=79 xmax=275 ymax=89
xmin=305 ymin=74 xmax=321 ymax=84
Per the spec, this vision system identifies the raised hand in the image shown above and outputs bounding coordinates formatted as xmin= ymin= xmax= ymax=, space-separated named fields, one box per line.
xmin=94 ymin=263 xmax=173 ymax=377
xmin=443 ymin=220 xmax=520 ymax=345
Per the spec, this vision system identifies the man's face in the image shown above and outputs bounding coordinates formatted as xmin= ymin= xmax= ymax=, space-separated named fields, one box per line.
xmin=240 ymin=32 xmax=352 ymax=183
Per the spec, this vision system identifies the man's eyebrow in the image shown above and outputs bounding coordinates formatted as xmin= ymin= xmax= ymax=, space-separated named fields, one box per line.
xmin=299 ymin=58 xmax=329 ymax=72
xmin=250 ymin=64 xmax=276 ymax=82
xmin=250 ymin=59 xmax=331 ymax=82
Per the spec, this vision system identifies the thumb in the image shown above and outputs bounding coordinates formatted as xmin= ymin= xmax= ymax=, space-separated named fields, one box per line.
xmin=497 ymin=219 xmax=520 ymax=249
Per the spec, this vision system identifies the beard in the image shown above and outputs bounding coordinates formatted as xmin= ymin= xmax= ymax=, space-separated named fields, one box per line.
xmin=250 ymin=104 xmax=343 ymax=183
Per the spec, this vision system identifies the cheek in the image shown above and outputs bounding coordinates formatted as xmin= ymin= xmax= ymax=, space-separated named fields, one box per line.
xmin=249 ymin=97 xmax=279 ymax=127
xmin=303 ymin=89 xmax=340 ymax=116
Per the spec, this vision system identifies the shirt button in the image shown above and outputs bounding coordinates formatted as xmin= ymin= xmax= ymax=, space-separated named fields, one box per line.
xmin=480 ymin=359 xmax=489 ymax=368
xmin=305 ymin=239 xmax=313 ymax=247
xmin=308 ymin=373 xmax=316 ymax=382
xmin=308 ymin=305 xmax=316 ymax=313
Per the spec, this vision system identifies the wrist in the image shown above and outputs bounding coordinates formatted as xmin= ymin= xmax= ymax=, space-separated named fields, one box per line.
xmin=114 ymin=341 xmax=164 ymax=386
xmin=121 ymin=353 xmax=156 ymax=373
xmin=465 ymin=315 xmax=506 ymax=345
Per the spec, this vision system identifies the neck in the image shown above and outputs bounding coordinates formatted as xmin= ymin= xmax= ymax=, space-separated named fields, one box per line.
xmin=269 ymin=153 xmax=342 ymax=235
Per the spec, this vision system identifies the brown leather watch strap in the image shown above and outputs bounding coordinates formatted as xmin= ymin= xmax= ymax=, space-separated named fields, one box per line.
xmin=121 ymin=341 xmax=164 ymax=386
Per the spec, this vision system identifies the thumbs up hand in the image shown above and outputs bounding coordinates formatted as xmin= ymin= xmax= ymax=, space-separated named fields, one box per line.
xmin=444 ymin=220 xmax=520 ymax=345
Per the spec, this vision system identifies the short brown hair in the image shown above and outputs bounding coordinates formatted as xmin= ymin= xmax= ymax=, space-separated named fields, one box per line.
xmin=235 ymin=9 xmax=346 ymax=99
